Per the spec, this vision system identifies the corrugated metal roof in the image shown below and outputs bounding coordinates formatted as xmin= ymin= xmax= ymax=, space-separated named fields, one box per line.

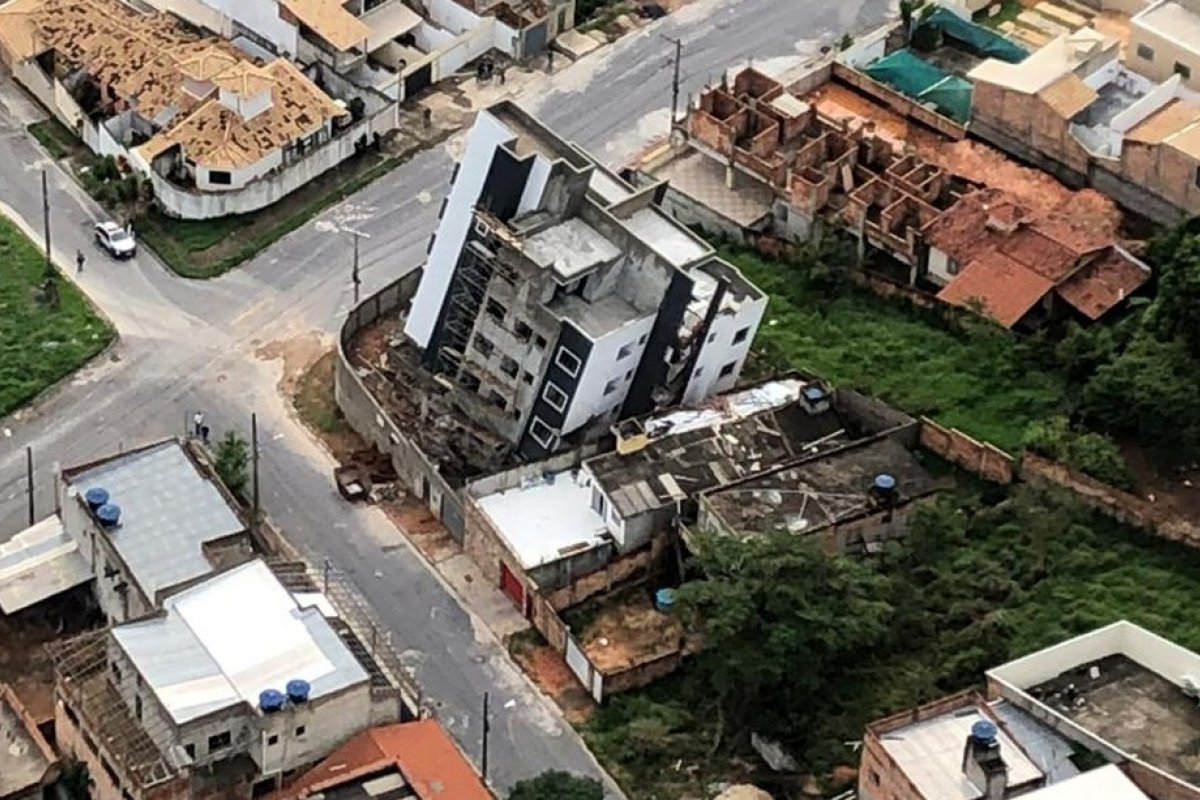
xmin=67 ymin=441 xmax=244 ymax=600
xmin=113 ymin=559 xmax=367 ymax=724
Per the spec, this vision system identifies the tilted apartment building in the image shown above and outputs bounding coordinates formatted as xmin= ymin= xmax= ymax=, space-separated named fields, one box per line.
xmin=404 ymin=101 xmax=767 ymax=462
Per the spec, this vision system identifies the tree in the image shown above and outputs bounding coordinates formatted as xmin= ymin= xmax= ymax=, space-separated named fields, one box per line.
xmin=676 ymin=532 xmax=894 ymax=743
xmin=508 ymin=771 xmax=603 ymax=800
xmin=214 ymin=430 xmax=249 ymax=497
xmin=1022 ymin=416 xmax=1131 ymax=488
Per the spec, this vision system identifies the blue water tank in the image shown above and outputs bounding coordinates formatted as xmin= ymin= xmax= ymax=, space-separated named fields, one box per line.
xmin=286 ymin=679 xmax=312 ymax=704
xmin=802 ymin=384 xmax=827 ymax=402
xmin=654 ymin=588 xmax=677 ymax=613
xmin=873 ymin=473 xmax=897 ymax=493
xmin=971 ymin=719 xmax=998 ymax=745
xmin=96 ymin=503 xmax=122 ymax=528
xmin=259 ymin=689 xmax=286 ymax=714
xmin=85 ymin=487 xmax=110 ymax=511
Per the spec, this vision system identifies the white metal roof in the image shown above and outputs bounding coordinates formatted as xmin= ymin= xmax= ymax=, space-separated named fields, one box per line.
xmin=0 ymin=515 xmax=91 ymax=613
xmin=112 ymin=559 xmax=368 ymax=724
xmin=1024 ymin=765 xmax=1148 ymax=799
xmin=67 ymin=440 xmax=244 ymax=600
xmin=879 ymin=703 xmax=1044 ymax=800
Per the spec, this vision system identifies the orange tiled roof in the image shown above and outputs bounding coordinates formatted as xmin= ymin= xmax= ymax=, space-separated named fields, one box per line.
xmin=937 ymin=252 xmax=1055 ymax=328
xmin=1037 ymin=73 xmax=1097 ymax=119
xmin=278 ymin=720 xmax=494 ymax=800
xmin=1055 ymin=247 xmax=1150 ymax=320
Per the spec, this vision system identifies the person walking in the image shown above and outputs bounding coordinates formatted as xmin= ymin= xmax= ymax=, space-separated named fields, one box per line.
xmin=193 ymin=411 xmax=205 ymax=438
xmin=75 ymin=249 xmax=85 ymax=274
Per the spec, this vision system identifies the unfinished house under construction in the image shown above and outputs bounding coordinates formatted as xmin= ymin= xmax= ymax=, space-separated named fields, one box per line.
xmin=402 ymin=101 xmax=768 ymax=463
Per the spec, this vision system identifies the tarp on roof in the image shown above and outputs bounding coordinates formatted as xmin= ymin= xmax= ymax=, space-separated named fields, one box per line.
xmin=921 ymin=7 xmax=1029 ymax=63
xmin=862 ymin=49 xmax=974 ymax=123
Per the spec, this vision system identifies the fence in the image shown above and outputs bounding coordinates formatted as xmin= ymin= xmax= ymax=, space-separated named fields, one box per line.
xmin=335 ymin=271 xmax=467 ymax=540
xmin=919 ymin=416 xmax=1015 ymax=484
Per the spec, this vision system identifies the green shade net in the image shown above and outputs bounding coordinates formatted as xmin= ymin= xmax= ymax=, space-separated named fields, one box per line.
xmin=861 ymin=49 xmax=974 ymax=124
xmin=922 ymin=7 xmax=1029 ymax=63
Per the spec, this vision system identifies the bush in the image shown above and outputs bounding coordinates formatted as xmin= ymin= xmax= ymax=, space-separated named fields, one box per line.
xmin=214 ymin=431 xmax=249 ymax=497
xmin=1022 ymin=416 xmax=1132 ymax=489
xmin=508 ymin=771 xmax=603 ymax=800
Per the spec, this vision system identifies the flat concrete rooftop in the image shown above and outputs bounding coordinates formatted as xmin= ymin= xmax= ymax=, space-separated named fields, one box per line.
xmin=1029 ymin=653 xmax=1200 ymax=785
xmin=0 ymin=685 xmax=52 ymax=797
xmin=1136 ymin=0 xmax=1200 ymax=47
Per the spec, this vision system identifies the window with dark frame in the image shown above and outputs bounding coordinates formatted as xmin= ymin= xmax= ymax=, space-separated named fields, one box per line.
xmin=208 ymin=731 xmax=231 ymax=752
xmin=528 ymin=417 xmax=555 ymax=448
xmin=543 ymin=382 xmax=569 ymax=411
xmin=732 ymin=327 xmax=749 ymax=345
xmin=555 ymin=347 xmax=581 ymax=377
xmin=500 ymin=356 xmax=519 ymax=378
xmin=295 ymin=725 xmax=307 ymax=737
xmin=534 ymin=334 xmax=548 ymax=349
xmin=472 ymin=334 xmax=494 ymax=358
xmin=514 ymin=319 xmax=532 ymax=341
xmin=719 ymin=361 xmax=736 ymax=378
xmin=208 ymin=170 xmax=232 ymax=185
xmin=1137 ymin=43 xmax=1154 ymax=61
xmin=604 ymin=378 xmax=620 ymax=395
xmin=268 ymin=734 xmax=279 ymax=746
xmin=486 ymin=298 xmax=507 ymax=322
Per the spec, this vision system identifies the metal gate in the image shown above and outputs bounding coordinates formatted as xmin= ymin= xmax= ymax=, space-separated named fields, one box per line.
xmin=500 ymin=562 xmax=525 ymax=612
xmin=565 ymin=634 xmax=603 ymax=702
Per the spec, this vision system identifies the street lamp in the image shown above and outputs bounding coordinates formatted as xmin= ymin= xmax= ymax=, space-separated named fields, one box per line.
xmin=341 ymin=226 xmax=371 ymax=305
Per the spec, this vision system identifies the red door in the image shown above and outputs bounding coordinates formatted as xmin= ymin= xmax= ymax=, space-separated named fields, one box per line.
xmin=500 ymin=562 xmax=525 ymax=613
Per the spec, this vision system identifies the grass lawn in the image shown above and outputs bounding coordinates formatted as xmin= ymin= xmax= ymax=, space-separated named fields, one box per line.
xmin=27 ymin=118 xmax=78 ymax=160
xmin=724 ymin=246 xmax=1065 ymax=452
xmin=0 ymin=215 xmax=114 ymax=416
xmin=974 ymin=0 xmax=1024 ymax=29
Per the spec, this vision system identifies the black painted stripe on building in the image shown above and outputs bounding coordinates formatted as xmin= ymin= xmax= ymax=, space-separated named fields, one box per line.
xmin=517 ymin=321 xmax=592 ymax=461
xmin=622 ymin=269 xmax=694 ymax=418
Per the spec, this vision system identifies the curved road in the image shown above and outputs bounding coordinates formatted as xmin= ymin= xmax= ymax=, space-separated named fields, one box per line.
xmin=0 ymin=0 xmax=890 ymax=792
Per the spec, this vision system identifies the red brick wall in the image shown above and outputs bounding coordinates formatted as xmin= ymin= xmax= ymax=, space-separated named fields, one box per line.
xmin=919 ymin=417 xmax=1014 ymax=484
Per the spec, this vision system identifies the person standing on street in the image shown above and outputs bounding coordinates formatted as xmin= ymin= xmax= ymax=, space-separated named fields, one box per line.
xmin=76 ymin=249 xmax=85 ymax=274
xmin=193 ymin=411 xmax=205 ymax=438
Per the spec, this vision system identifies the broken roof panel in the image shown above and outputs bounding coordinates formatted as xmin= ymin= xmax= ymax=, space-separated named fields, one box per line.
xmin=1037 ymin=73 xmax=1098 ymax=118
xmin=280 ymin=0 xmax=369 ymax=52
xmin=1055 ymin=247 xmax=1150 ymax=320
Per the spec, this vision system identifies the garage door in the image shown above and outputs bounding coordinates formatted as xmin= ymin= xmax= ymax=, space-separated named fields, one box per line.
xmin=500 ymin=562 xmax=525 ymax=612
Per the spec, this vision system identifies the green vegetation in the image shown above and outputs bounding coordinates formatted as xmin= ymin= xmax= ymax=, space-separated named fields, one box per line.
xmin=585 ymin=485 xmax=1200 ymax=797
xmin=28 ymin=119 xmax=79 ymax=160
xmin=137 ymin=154 xmax=403 ymax=279
xmin=577 ymin=0 xmax=634 ymax=32
xmin=722 ymin=243 xmax=1064 ymax=451
xmin=294 ymin=351 xmax=346 ymax=435
xmin=1022 ymin=416 xmax=1131 ymax=488
xmin=508 ymin=771 xmax=603 ymax=800
xmin=973 ymin=0 xmax=1023 ymax=30
xmin=0 ymin=215 xmax=113 ymax=417
xmin=214 ymin=430 xmax=249 ymax=497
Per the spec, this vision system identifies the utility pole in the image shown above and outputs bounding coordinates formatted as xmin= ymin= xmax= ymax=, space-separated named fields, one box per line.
xmin=481 ymin=692 xmax=490 ymax=782
xmin=25 ymin=447 xmax=34 ymax=526
xmin=251 ymin=412 xmax=260 ymax=535
xmin=342 ymin=227 xmax=370 ymax=305
xmin=41 ymin=170 xmax=52 ymax=279
xmin=662 ymin=35 xmax=683 ymax=129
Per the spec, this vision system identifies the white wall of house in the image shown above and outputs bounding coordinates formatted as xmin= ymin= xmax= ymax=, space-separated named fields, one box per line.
xmin=926 ymin=246 xmax=957 ymax=286
xmin=682 ymin=294 xmax=766 ymax=405
xmin=142 ymin=0 xmax=299 ymax=55
xmin=195 ymin=147 xmax=283 ymax=192
xmin=143 ymin=0 xmax=234 ymax=37
xmin=562 ymin=315 xmax=655 ymax=434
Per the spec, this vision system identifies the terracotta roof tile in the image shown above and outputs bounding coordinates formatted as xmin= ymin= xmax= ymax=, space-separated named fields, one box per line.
xmin=937 ymin=252 xmax=1055 ymax=328
xmin=277 ymin=720 xmax=494 ymax=800
xmin=1037 ymin=73 xmax=1097 ymax=119
xmin=1055 ymin=247 xmax=1150 ymax=319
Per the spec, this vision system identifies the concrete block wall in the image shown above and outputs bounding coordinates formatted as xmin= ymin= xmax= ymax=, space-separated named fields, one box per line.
xmin=918 ymin=416 xmax=1014 ymax=484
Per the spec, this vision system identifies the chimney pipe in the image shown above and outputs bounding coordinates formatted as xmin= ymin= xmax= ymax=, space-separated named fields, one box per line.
xmin=962 ymin=719 xmax=1008 ymax=800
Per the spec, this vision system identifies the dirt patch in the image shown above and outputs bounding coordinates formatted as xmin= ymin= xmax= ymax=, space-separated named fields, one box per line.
xmin=382 ymin=500 xmax=460 ymax=564
xmin=574 ymin=587 xmax=684 ymax=673
xmin=0 ymin=592 xmax=99 ymax=721
xmin=1120 ymin=442 xmax=1200 ymax=522
xmin=512 ymin=642 xmax=594 ymax=724
xmin=258 ymin=332 xmax=329 ymax=394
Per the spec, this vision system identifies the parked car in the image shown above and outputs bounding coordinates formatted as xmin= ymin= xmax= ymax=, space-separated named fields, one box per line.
xmin=94 ymin=221 xmax=136 ymax=259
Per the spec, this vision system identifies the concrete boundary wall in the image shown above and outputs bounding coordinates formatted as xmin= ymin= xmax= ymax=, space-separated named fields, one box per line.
xmin=919 ymin=416 xmax=1014 ymax=483
xmin=335 ymin=270 xmax=466 ymax=539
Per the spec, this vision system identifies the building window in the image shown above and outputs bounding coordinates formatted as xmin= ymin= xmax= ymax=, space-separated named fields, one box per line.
xmin=555 ymin=347 xmax=581 ymax=377
xmin=534 ymin=334 xmax=548 ymax=349
xmin=638 ymin=333 xmax=648 ymax=344
xmin=450 ymin=163 xmax=460 ymax=185
xmin=426 ymin=234 xmax=436 ymax=255
xmin=438 ymin=197 xmax=448 ymax=220
xmin=82 ymin=730 xmax=97 ymax=754
xmin=296 ymin=725 xmax=307 ymax=737
xmin=872 ymin=770 xmax=881 ymax=786
xmin=692 ymin=366 xmax=703 ymax=378
xmin=208 ymin=170 xmax=232 ymax=185
xmin=521 ymin=371 xmax=534 ymax=385
xmin=486 ymin=298 xmax=507 ymax=322
xmin=110 ymin=662 xmax=121 ymax=682
xmin=134 ymin=695 xmax=142 ymax=721
xmin=707 ymin=332 xmax=716 ymax=344
xmin=1137 ymin=43 xmax=1154 ymax=61
xmin=184 ymin=743 xmax=195 ymax=759
xmin=625 ymin=369 xmax=633 ymax=380
xmin=500 ymin=356 xmax=519 ymax=378
xmin=947 ymin=257 xmax=961 ymax=276
xmin=472 ymin=334 xmax=494 ymax=358
xmin=543 ymin=381 xmax=569 ymax=411
xmin=616 ymin=342 xmax=634 ymax=360
xmin=719 ymin=361 xmax=736 ymax=378
xmin=733 ymin=327 xmax=749 ymax=345
xmin=514 ymin=319 xmax=532 ymax=341
xmin=1177 ymin=61 xmax=1192 ymax=80
xmin=102 ymin=759 xmax=119 ymax=787
xmin=63 ymin=703 xmax=79 ymax=725
xmin=604 ymin=378 xmax=620 ymax=395
xmin=528 ymin=417 xmax=556 ymax=448
xmin=486 ymin=390 xmax=507 ymax=410
xmin=208 ymin=731 xmax=231 ymax=753
xmin=268 ymin=734 xmax=279 ymax=746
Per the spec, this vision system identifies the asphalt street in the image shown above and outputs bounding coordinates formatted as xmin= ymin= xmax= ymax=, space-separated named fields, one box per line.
xmin=0 ymin=0 xmax=891 ymax=792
